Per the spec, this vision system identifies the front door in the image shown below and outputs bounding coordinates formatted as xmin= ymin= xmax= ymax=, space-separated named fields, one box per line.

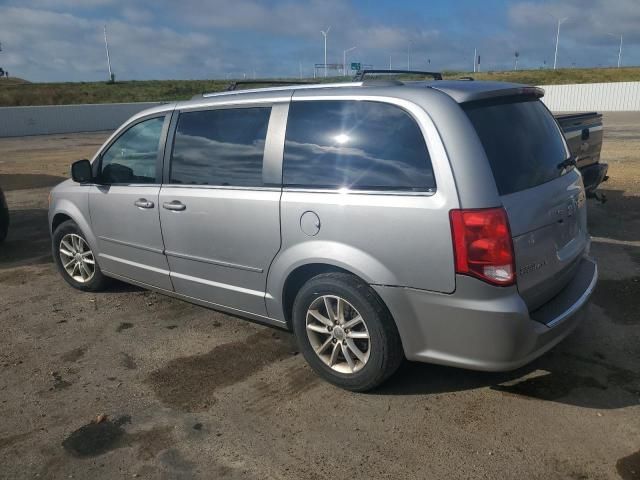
xmin=159 ymin=105 xmax=281 ymax=316
xmin=89 ymin=115 xmax=173 ymax=290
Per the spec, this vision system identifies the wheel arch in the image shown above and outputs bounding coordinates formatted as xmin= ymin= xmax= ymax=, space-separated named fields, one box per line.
xmin=49 ymin=200 xmax=99 ymax=254
xmin=51 ymin=212 xmax=72 ymax=233
xmin=276 ymin=262 xmax=401 ymax=341
xmin=266 ymin=240 xmax=399 ymax=327
xmin=281 ymin=263 xmax=353 ymax=329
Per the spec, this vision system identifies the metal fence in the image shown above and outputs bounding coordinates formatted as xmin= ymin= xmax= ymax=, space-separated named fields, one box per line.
xmin=0 ymin=102 xmax=163 ymax=138
xmin=539 ymin=81 xmax=640 ymax=112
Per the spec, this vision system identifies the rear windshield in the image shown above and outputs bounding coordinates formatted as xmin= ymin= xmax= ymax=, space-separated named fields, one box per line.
xmin=463 ymin=98 xmax=569 ymax=195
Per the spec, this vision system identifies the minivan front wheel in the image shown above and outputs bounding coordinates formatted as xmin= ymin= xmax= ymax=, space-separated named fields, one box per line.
xmin=53 ymin=220 xmax=109 ymax=292
xmin=292 ymin=273 xmax=403 ymax=391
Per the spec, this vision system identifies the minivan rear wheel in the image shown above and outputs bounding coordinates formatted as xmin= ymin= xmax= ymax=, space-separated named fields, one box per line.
xmin=292 ymin=273 xmax=403 ymax=391
xmin=53 ymin=220 xmax=110 ymax=292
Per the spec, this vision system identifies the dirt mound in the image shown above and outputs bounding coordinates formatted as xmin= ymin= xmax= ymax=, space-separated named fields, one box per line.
xmin=0 ymin=77 xmax=30 ymax=85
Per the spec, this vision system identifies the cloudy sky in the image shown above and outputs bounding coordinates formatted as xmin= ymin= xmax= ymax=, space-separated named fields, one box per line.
xmin=0 ymin=0 xmax=638 ymax=82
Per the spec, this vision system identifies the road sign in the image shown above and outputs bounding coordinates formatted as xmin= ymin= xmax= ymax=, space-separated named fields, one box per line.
xmin=351 ymin=62 xmax=361 ymax=71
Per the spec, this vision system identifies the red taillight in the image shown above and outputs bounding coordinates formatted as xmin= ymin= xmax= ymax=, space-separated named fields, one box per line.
xmin=449 ymin=207 xmax=515 ymax=286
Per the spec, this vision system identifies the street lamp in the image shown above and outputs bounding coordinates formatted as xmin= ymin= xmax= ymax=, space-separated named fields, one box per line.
xmin=606 ymin=33 xmax=623 ymax=68
xmin=547 ymin=13 xmax=569 ymax=70
xmin=321 ymin=26 xmax=331 ymax=77
xmin=343 ymin=46 xmax=356 ymax=77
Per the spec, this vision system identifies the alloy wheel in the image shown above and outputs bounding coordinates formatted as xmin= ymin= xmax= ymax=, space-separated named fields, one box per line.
xmin=59 ymin=233 xmax=95 ymax=283
xmin=305 ymin=295 xmax=371 ymax=374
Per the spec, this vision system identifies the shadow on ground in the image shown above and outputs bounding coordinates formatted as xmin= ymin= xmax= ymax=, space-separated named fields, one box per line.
xmin=0 ymin=173 xmax=66 ymax=191
xmin=376 ymin=347 xmax=639 ymax=410
xmin=588 ymin=188 xmax=640 ymax=242
xmin=0 ymin=206 xmax=142 ymax=295
xmin=0 ymin=208 xmax=51 ymax=267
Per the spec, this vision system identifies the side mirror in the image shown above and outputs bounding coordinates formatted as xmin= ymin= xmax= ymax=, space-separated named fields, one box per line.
xmin=71 ymin=159 xmax=93 ymax=184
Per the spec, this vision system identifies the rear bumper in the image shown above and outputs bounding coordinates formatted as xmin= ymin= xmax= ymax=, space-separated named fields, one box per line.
xmin=581 ymin=163 xmax=609 ymax=194
xmin=374 ymin=256 xmax=597 ymax=372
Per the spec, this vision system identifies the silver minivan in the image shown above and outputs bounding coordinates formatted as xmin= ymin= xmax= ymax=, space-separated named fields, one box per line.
xmin=49 ymin=76 xmax=598 ymax=391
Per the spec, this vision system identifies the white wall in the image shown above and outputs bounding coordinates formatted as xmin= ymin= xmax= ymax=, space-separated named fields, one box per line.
xmin=0 ymin=102 xmax=164 ymax=138
xmin=539 ymin=81 xmax=640 ymax=112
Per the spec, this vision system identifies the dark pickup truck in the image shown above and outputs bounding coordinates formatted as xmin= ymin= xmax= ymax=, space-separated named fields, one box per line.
xmin=555 ymin=112 xmax=608 ymax=200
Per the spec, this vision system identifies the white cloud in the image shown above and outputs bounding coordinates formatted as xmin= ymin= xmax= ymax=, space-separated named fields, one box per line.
xmin=0 ymin=6 xmax=220 ymax=81
xmin=0 ymin=0 xmax=638 ymax=81
xmin=120 ymin=6 xmax=154 ymax=23
xmin=506 ymin=0 xmax=640 ymax=68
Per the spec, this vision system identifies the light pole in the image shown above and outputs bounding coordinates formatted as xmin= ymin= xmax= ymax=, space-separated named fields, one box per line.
xmin=606 ymin=33 xmax=623 ymax=68
xmin=0 ymin=41 xmax=5 ymax=78
xmin=321 ymin=26 xmax=331 ymax=77
xmin=103 ymin=24 xmax=113 ymax=82
xmin=548 ymin=14 xmax=569 ymax=70
xmin=343 ymin=46 xmax=356 ymax=77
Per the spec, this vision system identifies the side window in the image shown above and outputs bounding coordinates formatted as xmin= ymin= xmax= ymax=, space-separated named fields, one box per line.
xmin=170 ymin=107 xmax=271 ymax=187
xmin=100 ymin=116 xmax=164 ymax=184
xmin=283 ymin=100 xmax=435 ymax=191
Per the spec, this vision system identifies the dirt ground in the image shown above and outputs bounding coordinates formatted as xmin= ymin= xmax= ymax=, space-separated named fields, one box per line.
xmin=0 ymin=114 xmax=639 ymax=480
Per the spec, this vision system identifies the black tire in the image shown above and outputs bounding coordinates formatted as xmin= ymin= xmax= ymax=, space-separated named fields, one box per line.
xmin=52 ymin=220 xmax=110 ymax=292
xmin=292 ymin=272 xmax=404 ymax=392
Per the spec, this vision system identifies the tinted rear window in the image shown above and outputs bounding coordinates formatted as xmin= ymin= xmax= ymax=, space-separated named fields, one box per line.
xmin=463 ymin=98 xmax=569 ymax=195
xmin=283 ymin=100 xmax=435 ymax=191
xmin=170 ymin=107 xmax=271 ymax=187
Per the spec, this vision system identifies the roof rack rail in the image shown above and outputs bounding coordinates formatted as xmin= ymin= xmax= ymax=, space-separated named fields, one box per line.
xmin=225 ymin=80 xmax=313 ymax=91
xmin=353 ymin=69 xmax=443 ymax=82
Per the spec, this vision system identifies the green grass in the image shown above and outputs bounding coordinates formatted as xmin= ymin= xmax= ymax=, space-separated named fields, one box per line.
xmin=0 ymin=79 xmax=230 ymax=107
xmin=1 ymin=67 xmax=640 ymax=107
xmin=443 ymin=67 xmax=640 ymax=85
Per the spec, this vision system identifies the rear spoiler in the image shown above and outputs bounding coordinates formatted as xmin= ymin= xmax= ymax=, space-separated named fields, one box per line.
xmin=460 ymin=86 xmax=545 ymax=104
xmin=428 ymin=83 xmax=545 ymax=104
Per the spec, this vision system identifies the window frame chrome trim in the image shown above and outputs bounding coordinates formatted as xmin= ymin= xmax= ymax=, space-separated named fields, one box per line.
xmin=282 ymin=187 xmax=436 ymax=197
xmin=160 ymin=184 xmax=281 ymax=192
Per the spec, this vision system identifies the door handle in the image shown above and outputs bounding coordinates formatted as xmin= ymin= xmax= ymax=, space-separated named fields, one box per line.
xmin=134 ymin=198 xmax=154 ymax=209
xmin=163 ymin=200 xmax=186 ymax=211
